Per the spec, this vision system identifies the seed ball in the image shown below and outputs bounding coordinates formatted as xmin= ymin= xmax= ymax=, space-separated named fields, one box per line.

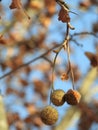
xmin=40 ymin=106 xmax=58 ymax=125
xmin=50 ymin=89 xmax=65 ymax=106
xmin=64 ymin=89 xmax=81 ymax=105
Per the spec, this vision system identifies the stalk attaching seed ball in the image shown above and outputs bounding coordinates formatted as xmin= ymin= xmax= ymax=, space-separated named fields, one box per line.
xmin=40 ymin=105 xmax=58 ymax=125
xmin=50 ymin=89 xmax=65 ymax=106
xmin=64 ymin=89 xmax=81 ymax=105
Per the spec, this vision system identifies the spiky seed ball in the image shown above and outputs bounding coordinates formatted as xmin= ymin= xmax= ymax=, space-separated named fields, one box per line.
xmin=64 ymin=89 xmax=81 ymax=105
xmin=40 ymin=106 xmax=58 ymax=125
xmin=50 ymin=89 xmax=65 ymax=106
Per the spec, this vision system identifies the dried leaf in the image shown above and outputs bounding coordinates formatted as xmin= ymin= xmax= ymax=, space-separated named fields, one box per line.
xmin=39 ymin=14 xmax=51 ymax=27
xmin=6 ymin=87 xmax=18 ymax=95
xmin=85 ymin=52 xmax=98 ymax=67
xmin=18 ymin=92 xmax=25 ymax=98
xmin=90 ymin=0 xmax=98 ymax=5
xmin=7 ymin=113 xmax=20 ymax=125
xmin=9 ymin=0 xmax=30 ymax=19
xmin=24 ymin=103 xmax=37 ymax=115
xmin=0 ymin=35 xmax=7 ymax=45
xmin=61 ymin=72 xmax=69 ymax=81
xmin=33 ymin=116 xmax=43 ymax=127
xmin=72 ymin=65 xmax=81 ymax=82
xmin=0 ymin=62 xmax=7 ymax=70
xmin=9 ymin=0 xmax=22 ymax=9
xmin=19 ymin=79 xmax=28 ymax=86
xmin=30 ymin=1 xmax=43 ymax=10
xmin=58 ymin=7 xmax=70 ymax=23
xmin=15 ymin=120 xmax=24 ymax=130
xmin=33 ymin=80 xmax=48 ymax=100
xmin=93 ymin=22 xmax=98 ymax=33
xmin=45 ymin=0 xmax=56 ymax=15
xmin=79 ymin=1 xmax=91 ymax=11
xmin=24 ymin=116 xmax=33 ymax=123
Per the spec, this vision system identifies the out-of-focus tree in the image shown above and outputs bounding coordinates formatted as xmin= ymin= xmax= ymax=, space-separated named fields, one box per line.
xmin=0 ymin=0 xmax=98 ymax=130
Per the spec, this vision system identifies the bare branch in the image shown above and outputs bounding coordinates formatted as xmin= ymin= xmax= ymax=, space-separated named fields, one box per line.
xmin=0 ymin=45 xmax=59 ymax=80
xmin=70 ymin=32 xmax=98 ymax=39
xmin=0 ymin=32 xmax=97 ymax=80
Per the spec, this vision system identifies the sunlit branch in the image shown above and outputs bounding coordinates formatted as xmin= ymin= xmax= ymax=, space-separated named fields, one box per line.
xmin=70 ymin=32 xmax=98 ymax=39
xmin=0 ymin=45 xmax=60 ymax=80
xmin=0 ymin=32 xmax=97 ymax=80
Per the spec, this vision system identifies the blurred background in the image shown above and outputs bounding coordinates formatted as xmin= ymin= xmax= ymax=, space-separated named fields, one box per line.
xmin=0 ymin=0 xmax=98 ymax=130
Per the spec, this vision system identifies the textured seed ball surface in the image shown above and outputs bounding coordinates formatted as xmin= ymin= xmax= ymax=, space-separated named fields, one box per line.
xmin=50 ymin=89 xmax=65 ymax=106
xmin=40 ymin=106 xmax=58 ymax=125
xmin=64 ymin=89 xmax=81 ymax=105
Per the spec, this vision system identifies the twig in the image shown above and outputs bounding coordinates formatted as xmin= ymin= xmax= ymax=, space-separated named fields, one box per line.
xmin=0 ymin=31 xmax=96 ymax=80
xmin=71 ymin=39 xmax=83 ymax=47
xmin=0 ymin=45 xmax=60 ymax=80
xmin=63 ymin=23 xmax=75 ymax=90
xmin=66 ymin=42 xmax=75 ymax=90
xmin=42 ymin=56 xmax=53 ymax=65
xmin=70 ymin=32 xmax=98 ymax=39
xmin=51 ymin=45 xmax=63 ymax=91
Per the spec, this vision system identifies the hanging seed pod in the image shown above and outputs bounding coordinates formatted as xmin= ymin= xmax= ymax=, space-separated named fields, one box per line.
xmin=40 ymin=106 xmax=58 ymax=125
xmin=64 ymin=89 xmax=81 ymax=105
xmin=50 ymin=89 xmax=65 ymax=106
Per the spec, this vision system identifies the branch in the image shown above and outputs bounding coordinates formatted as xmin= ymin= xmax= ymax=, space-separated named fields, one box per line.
xmin=70 ymin=32 xmax=98 ymax=39
xmin=0 ymin=32 xmax=97 ymax=80
xmin=0 ymin=44 xmax=60 ymax=80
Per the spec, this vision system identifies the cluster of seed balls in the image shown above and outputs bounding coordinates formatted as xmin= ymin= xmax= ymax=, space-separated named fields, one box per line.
xmin=40 ymin=89 xmax=81 ymax=125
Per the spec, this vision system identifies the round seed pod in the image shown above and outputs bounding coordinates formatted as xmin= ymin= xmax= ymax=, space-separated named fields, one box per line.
xmin=50 ymin=89 xmax=65 ymax=106
xmin=40 ymin=106 xmax=58 ymax=125
xmin=64 ymin=89 xmax=81 ymax=105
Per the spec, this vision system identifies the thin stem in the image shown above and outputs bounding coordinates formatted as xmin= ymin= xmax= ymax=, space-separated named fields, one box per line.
xmin=51 ymin=45 xmax=63 ymax=91
xmin=67 ymin=42 xmax=75 ymax=90
xmin=64 ymin=23 xmax=75 ymax=90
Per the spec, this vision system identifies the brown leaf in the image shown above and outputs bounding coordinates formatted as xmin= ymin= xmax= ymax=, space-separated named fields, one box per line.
xmin=79 ymin=1 xmax=91 ymax=10
xmin=24 ymin=116 xmax=33 ymax=124
xmin=24 ymin=103 xmax=38 ymax=115
xmin=0 ymin=62 xmax=7 ymax=70
xmin=33 ymin=79 xmax=48 ymax=100
xmin=90 ymin=0 xmax=98 ymax=5
xmin=93 ymin=22 xmax=98 ymax=33
xmin=85 ymin=52 xmax=98 ymax=67
xmin=45 ymin=0 xmax=56 ymax=16
xmin=30 ymin=1 xmax=43 ymax=10
xmin=19 ymin=79 xmax=28 ymax=87
xmin=9 ymin=0 xmax=30 ymax=19
xmin=6 ymin=87 xmax=18 ymax=95
xmin=58 ymin=7 xmax=70 ymax=23
xmin=0 ymin=35 xmax=7 ymax=45
xmin=7 ymin=112 xmax=20 ymax=125
xmin=9 ymin=0 xmax=22 ymax=9
xmin=18 ymin=92 xmax=25 ymax=98
xmin=72 ymin=65 xmax=81 ymax=82
xmin=61 ymin=72 xmax=69 ymax=81
xmin=33 ymin=116 xmax=43 ymax=127
xmin=39 ymin=14 xmax=51 ymax=27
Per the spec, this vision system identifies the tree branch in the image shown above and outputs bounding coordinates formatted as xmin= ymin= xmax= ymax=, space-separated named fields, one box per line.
xmin=0 ymin=44 xmax=59 ymax=80
xmin=0 ymin=32 xmax=97 ymax=80
xmin=70 ymin=32 xmax=98 ymax=38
